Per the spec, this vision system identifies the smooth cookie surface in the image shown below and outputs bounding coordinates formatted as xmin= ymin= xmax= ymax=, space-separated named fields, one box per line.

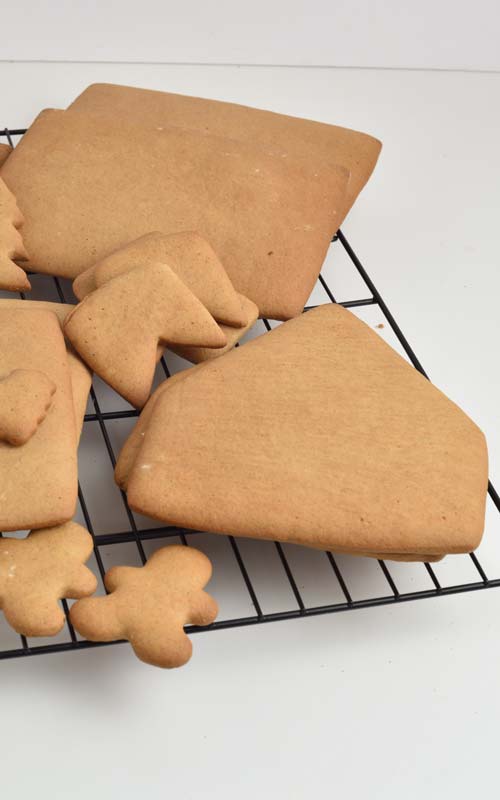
xmin=125 ymin=305 xmax=488 ymax=557
xmin=0 ymin=369 xmax=56 ymax=445
xmin=2 ymin=108 xmax=348 ymax=319
xmin=70 ymin=82 xmax=381 ymax=228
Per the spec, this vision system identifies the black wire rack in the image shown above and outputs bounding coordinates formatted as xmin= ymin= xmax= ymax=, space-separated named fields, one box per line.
xmin=1 ymin=124 xmax=499 ymax=663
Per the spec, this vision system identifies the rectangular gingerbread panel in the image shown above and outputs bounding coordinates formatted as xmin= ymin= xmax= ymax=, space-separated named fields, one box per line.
xmin=1 ymin=108 xmax=349 ymax=319
xmin=69 ymin=83 xmax=382 ymax=225
xmin=0 ymin=299 xmax=92 ymax=441
xmin=0 ymin=307 xmax=78 ymax=530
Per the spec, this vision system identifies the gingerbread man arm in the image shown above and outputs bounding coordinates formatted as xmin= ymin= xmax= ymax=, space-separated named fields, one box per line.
xmin=68 ymin=593 xmax=123 ymax=643
xmin=188 ymin=590 xmax=219 ymax=627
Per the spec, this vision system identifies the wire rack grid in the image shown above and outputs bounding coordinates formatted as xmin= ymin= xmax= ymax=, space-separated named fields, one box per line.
xmin=1 ymin=124 xmax=499 ymax=662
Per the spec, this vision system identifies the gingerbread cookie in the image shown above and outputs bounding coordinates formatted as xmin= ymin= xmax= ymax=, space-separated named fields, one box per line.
xmin=0 ymin=176 xmax=30 ymax=291
xmin=0 ymin=299 xmax=92 ymax=442
xmin=70 ymin=545 xmax=218 ymax=668
xmin=0 ymin=522 xmax=97 ymax=637
xmin=0 ymin=369 xmax=56 ymax=445
xmin=74 ymin=231 xmax=247 ymax=328
xmin=64 ymin=261 xmax=226 ymax=408
xmin=70 ymin=82 xmax=381 ymax=227
xmin=356 ymin=551 xmax=444 ymax=562
xmin=170 ymin=294 xmax=259 ymax=364
xmin=0 ymin=307 xmax=79 ymax=531
xmin=114 ymin=366 xmax=444 ymax=564
xmin=124 ymin=304 xmax=488 ymax=557
xmin=114 ymin=368 xmax=199 ymax=490
xmin=0 ymin=143 xmax=12 ymax=168
xmin=2 ymin=108 xmax=348 ymax=319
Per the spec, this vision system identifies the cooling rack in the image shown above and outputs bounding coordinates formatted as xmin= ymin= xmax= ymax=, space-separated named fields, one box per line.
xmin=1 ymin=125 xmax=499 ymax=662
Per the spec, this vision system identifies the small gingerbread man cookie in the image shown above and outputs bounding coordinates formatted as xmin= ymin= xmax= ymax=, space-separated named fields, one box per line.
xmin=0 ymin=369 xmax=56 ymax=446
xmin=0 ymin=522 xmax=97 ymax=637
xmin=70 ymin=545 xmax=218 ymax=668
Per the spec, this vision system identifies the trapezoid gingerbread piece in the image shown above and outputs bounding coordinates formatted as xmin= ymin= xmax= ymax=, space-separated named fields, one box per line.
xmin=0 ymin=522 xmax=97 ymax=637
xmin=70 ymin=545 xmax=218 ymax=668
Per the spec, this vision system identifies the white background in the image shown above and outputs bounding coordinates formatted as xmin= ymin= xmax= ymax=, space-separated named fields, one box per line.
xmin=0 ymin=0 xmax=499 ymax=71
xmin=1 ymin=5 xmax=500 ymax=798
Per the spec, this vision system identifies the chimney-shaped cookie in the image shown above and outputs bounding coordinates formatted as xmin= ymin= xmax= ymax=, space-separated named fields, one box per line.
xmin=73 ymin=231 xmax=248 ymax=327
xmin=170 ymin=294 xmax=259 ymax=364
xmin=72 ymin=232 xmax=258 ymax=365
xmin=64 ymin=261 xmax=226 ymax=408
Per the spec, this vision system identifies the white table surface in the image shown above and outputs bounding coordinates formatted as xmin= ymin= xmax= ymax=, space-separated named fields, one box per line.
xmin=1 ymin=62 xmax=499 ymax=799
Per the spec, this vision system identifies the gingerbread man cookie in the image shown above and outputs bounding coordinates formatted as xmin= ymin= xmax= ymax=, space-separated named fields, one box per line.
xmin=70 ymin=545 xmax=218 ymax=668
xmin=0 ymin=369 xmax=56 ymax=446
xmin=0 ymin=522 xmax=97 ymax=637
